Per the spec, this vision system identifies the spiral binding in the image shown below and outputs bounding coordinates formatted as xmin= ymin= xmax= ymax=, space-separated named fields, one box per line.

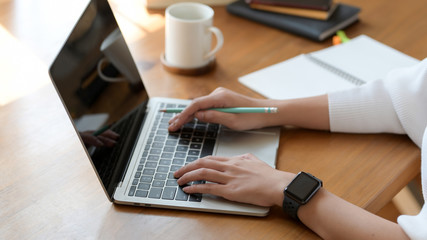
xmin=306 ymin=54 xmax=366 ymax=86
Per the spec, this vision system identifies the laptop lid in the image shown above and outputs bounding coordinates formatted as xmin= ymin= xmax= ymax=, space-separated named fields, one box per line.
xmin=49 ymin=0 xmax=148 ymax=200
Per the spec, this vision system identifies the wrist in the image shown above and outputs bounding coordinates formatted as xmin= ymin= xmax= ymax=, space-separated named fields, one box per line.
xmin=273 ymin=172 xmax=296 ymax=206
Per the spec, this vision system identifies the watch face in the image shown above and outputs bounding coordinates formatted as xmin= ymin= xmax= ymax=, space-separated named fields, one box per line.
xmin=286 ymin=172 xmax=321 ymax=203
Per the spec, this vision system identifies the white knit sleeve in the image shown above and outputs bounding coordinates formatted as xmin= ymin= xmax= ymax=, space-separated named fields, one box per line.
xmin=329 ymin=58 xmax=427 ymax=147
xmin=328 ymin=80 xmax=405 ymax=135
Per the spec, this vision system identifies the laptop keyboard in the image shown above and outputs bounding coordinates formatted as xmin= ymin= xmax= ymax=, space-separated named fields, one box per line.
xmin=128 ymin=103 xmax=219 ymax=202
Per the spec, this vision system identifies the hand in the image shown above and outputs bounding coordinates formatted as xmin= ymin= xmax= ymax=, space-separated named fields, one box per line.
xmin=80 ymin=130 xmax=120 ymax=147
xmin=168 ymin=87 xmax=277 ymax=132
xmin=173 ymin=153 xmax=295 ymax=207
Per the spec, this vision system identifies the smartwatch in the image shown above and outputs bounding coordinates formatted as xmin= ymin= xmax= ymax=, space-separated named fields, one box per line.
xmin=282 ymin=171 xmax=323 ymax=221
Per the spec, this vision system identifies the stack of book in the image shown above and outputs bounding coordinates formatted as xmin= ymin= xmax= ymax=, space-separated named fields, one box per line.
xmin=227 ymin=0 xmax=360 ymax=41
xmin=246 ymin=0 xmax=337 ymax=20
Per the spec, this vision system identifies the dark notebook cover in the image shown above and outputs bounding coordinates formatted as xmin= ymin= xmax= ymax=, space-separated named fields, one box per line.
xmin=245 ymin=0 xmax=333 ymax=11
xmin=227 ymin=0 xmax=360 ymax=42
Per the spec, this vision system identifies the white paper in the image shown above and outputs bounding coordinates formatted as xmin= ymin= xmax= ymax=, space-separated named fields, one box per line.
xmin=239 ymin=35 xmax=419 ymax=100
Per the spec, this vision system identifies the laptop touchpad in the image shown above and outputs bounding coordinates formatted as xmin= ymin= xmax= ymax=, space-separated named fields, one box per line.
xmin=214 ymin=128 xmax=280 ymax=167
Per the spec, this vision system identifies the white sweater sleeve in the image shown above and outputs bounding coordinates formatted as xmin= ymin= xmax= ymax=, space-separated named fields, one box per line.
xmin=329 ymin=58 xmax=427 ymax=147
xmin=328 ymin=58 xmax=427 ymax=240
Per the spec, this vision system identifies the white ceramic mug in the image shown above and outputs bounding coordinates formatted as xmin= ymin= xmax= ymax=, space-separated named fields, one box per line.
xmin=164 ymin=2 xmax=224 ymax=69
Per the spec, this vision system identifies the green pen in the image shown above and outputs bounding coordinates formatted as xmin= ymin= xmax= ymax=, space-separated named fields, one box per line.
xmin=159 ymin=107 xmax=278 ymax=114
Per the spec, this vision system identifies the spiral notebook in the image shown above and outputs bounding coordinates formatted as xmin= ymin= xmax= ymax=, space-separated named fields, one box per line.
xmin=238 ymin=35 xmax=419 ymax=100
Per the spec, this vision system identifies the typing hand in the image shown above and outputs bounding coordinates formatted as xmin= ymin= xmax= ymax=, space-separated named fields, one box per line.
xmin=173 ymin=153 xmax=294 ymax=207
xmin=168 ymin=87 xmax=276 ymax=132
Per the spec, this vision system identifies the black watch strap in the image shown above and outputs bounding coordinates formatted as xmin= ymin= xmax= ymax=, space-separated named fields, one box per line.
xmin=282 ymin=193 xmax=301 ymax=221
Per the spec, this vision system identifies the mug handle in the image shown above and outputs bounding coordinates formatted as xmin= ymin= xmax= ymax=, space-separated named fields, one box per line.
xmin=204 ymin=26 xmax=224 ymax=60
xmin=97 ymin=57 xmax=127 ymax=82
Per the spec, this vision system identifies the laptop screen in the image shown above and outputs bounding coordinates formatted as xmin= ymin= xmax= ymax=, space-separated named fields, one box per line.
xmin=49 ymin=0 xmax=148 ymax=198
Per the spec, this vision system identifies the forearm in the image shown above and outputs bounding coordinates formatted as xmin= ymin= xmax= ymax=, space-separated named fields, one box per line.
xmin=259 ymin=94 xmax=330 ymax=130
xmin=297 ymin=188 xmax=409 ymax=240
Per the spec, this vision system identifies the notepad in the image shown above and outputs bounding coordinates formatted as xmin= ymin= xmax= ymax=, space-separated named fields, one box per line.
xmin=238 ymin=35 xmax=419 ymax=100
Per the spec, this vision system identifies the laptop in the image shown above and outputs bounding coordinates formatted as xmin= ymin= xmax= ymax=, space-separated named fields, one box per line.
xmin=48 ymin=0 xmax=280 ymax=216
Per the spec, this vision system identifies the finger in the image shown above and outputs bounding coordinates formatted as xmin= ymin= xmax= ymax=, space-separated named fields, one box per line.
xmin=195 ymin=110 xmax=242 ymax=129
xmin=182 ymin=182 xmax=227 ymax=196
xmin=174 ymin=156 xmax=230 ymax=178
xmin=168 ymin=93 xmax=229 ymax=131
xmin=168 ymin=113 xmax=195 ymax=132
xmin=177 ymin=167 xmax=231 ymax=186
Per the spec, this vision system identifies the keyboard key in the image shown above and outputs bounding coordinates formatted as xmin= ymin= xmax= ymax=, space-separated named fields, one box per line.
xmin=172 ymin=158 xmax=184 ymax=165
xmin=201 ymin=139 xmax=215 ymax=157
xmin=175 ymin=187 xmax=189 ymax=201
xmin=157 ymin=166 xmax=169 ymax=173
xmin=152 ymin=142 xmax=164 ymax=148
xmin=165 ymin=140 xmax=178 ymax=146
xmin=182 ymin=127 xmax=193 ymax=133
xmin=168 ymin=133 xmax=180 ymax=139
xmin=192 ymin=137 xmax=203 ymax=143
xmin=190 ymin=143 xmax=202 ymax=149
xmin=188 ymin=150 xmax=200 ymax=156
xmin=157 ymin=129 xmax=168 ymax=135
xmin=174 ymin=152 xmax=186 ymax=158
xmin=186 ymin=156 xmax=198 ymax=162
xmin=166 ymin=179 xmax=178 ymax=186
xmin=137 ymin=183 xmax=150 ymax=190
xmin=162 ymin=187 xmax=177 ymax=200
xmin=135 ymin=190 xmax=148 ymax=198
xmin=150 ymin=148 xmax=162 ymax=155
xmin=176 ymin=146 xmax=188 ymax=152
xmin=161 ymin=152 xmax=174 ymax=159
xmin=189 ymin=194 xmax=202 ymax=202
xmin=140 ymin=176 xmax=153 ymax=183
xmin=159 ymin=159 xmax=172 ymax=165
xmin=143 ymin=169 xmax=155 ymax=175
xmin=195 ymin=125 xmax=206 ymax=131
xmin=128 ymin=186 xmax=136 ymax=196
xmin=148 ymin=188 xmax=163 ymax=199
xmin=154 ymin=136 xmax=166 ymax=142
xmin=132 ymin=178 xmax=139 ymax=185
xmin=145 ymin=161 xmax=157 ymax=168
xmin=152 ymin=180 xmax=165 ymax=188
xmin=183 ymin=122 xmax=195 ymax=128
xmin=193 ymin=131 xmax=205 ymax=137
xmin=147 ymin=155 xmax=160 ymax=161
xmin=170 ymin=165 xmax=181 ymax=171
xmin=163 ymin=146 xmax=175 ymax=152
xmin=180 ymin=133 xmax=191 ymax=139
xmin=208 ymin=124 xmax=219 ymax=131
xmin=154 ymin=173 xmax=167 ymax=180
xmin=178 ymin=139 xmax=190 ymax=145
xmin=206 ymin=131 xmax=217 ymax=138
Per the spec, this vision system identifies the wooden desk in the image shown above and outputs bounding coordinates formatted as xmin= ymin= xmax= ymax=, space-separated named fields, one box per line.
xmin=1 ymin=0 xmax=425 ymax=239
